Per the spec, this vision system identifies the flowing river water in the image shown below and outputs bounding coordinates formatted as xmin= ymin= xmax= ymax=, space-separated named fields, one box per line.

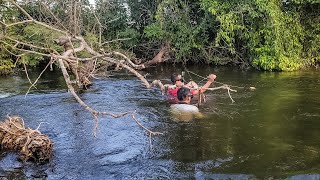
xmin=0 ymin=65 xmax=319 ymax=179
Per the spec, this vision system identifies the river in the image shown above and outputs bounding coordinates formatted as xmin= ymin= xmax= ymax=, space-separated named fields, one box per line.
xmin=0 ymin=65 xmax=319 ymax=179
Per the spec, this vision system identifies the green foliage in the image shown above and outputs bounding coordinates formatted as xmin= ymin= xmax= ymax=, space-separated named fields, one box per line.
xmin=142 ymin=0 xmax=319 ymax=70
xmin=296 ymin=1 xmax=320 ymax=62
xmin=127 ymin=0 xmax=158 ymax=33
xmin=0 ymin=44 xmax=14 ymax=75
xmin=200 ymin=0 xmax=307 ymax=71
xmin=1 ymin=0 xmax=319 ymax=72
xmin=95 ymin=0 xmax=129 ymax=41
xmin=144 ymin=0 xmax=216 ymax=63
xmin=9 ymin=24 xmax=64 ymax=66
xmin=0 ymin=57 xmax=15 ymax=75
xmin=0 ymin=1 xmax=66 ymax=69
xmin=22 ymin=24 xmax=62 ymax=47
xmin=144 ymin=23 xmax=165 ymax=39
xmin=117 ymin=28 xmax=140 ymax=49
xmin=84 ymin=32 xmax=99 ymax=48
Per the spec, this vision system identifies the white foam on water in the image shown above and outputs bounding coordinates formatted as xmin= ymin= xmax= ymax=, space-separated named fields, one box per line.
xmin=0 ymin=92 xmax=13 ymax=98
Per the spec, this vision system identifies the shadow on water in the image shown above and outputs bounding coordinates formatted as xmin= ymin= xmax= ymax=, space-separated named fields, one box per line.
xmin=0 ymin=65 xmax=320 ymax=179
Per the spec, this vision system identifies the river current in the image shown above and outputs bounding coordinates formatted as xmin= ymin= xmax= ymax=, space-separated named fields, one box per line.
xmin=0 ymin=65 xmax=319 ymax=179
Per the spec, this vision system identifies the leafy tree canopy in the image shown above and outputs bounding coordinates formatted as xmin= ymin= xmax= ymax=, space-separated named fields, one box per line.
xmin=0 ymin=0 xmax=319 ymax=73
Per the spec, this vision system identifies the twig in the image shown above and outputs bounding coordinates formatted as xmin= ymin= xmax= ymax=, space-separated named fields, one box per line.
xmin=131 ymin=113 xmax=163 ymax=147
xmin=35 ymin=122 xmax=49 ymax=131
xmin=39 ymin=2 xmax=69 ymax=32
xmin=9 ymin=0 xmax=68 ymax=35
xmin=185 ymin=70 xmax=244 ymax=88
xmin=106 ymin=17 xmax=120 ymax=24
xmin=10 ymin=0 xmax=33 ymax=20
xmin=25 ymin=60 xmax=53 ymax=97
xmin=207 ymin=85 xmax=236 ymax=103
xmin=100 ymin=38 xmax=132 ymax=46
xmin=92 ymin=8 xmax=104 ymax=45
xmin=23 ymin=63 xmax=37 ymax=89
xmin=131 ymin=113 xmax=163 ymax=136
xmin=93 ymin=114 xmax=99 ymax=137
xmin=100 ymin=112 xmax=130 ymax=118
xmin=227 ymin=88 xmax=235 ymax=103
xmin=4 ymin=36 xmax=53 ymax=51
xmin=6 ymin=20 xmax=34 ymax=27
xmin=206 ymin=85 xmax=237 ymax=92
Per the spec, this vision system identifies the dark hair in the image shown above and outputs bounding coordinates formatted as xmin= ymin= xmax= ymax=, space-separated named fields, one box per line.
xmin=171 ymin=73 xmax=184 ymax=83
xmin=177 ymin=87 xmax=191 ymax=101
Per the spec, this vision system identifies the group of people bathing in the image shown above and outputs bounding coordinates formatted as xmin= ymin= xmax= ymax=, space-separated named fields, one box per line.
xmin=167 ymin=73 xmax=216 ymax=114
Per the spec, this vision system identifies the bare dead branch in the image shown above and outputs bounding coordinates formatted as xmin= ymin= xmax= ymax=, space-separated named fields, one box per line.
xmin=23 ymin=63 xmax=36 ymax=90
xmin=91 ymin=8 xmax=103 ymax=45
xmin=25 ymin=59 xmax=54 ymax=97
xmin=57 ymin=46 xmax=161 ymax=137
xmin=208 ymin=85 xmax=237 ymax=103
xmin=206 ymin=85 xmax=237 ymax=92
xmin=100 ymin=112 xmax=131 ymax=118
xmin=9 ymin=0 xmax=33 ymax=20
xmin=104 ymin=57 xmax=152 ymax=88
xmin=100 ymin=38 xmax=132 ymax=46
xmin=82 ymin=41 xmax=153 ymax=88
xmin=1 ymin=44 xmax=23 ymax=57
xmin=6 ymin=20 xmax=34 ymax=27
xmin=4 ymin=36 xmax=52 ymax=51
xmin=0 ymin=40 xmax=53 ymax=57
xmin=112 ymin=51 xmax=145 ymax=69
xmin=0 ymin=20 xmax=6 ymax=28
xmin=141 ymin=44 xmax=169 ymax=67
xmin=131 ymin=113 xmax=163 ymax=136
xmin=9 ymin=1 xmax=68 ymax=35
xmin=39 ymin=2 xmax=69 ymax=32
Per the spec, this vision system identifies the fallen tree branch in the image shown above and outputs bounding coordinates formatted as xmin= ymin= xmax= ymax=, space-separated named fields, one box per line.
xmin=162 ymin=84 xmax=237 ymax=103
xmin=112 ymin=51 xmax=145 ymax=69
xmin=141 ymin=44 xmax=169 ymax=67
xmin=206 ymin=85 xmax=237 ymax=92
xmin=3 ymin=1 xmax=164 ymax=141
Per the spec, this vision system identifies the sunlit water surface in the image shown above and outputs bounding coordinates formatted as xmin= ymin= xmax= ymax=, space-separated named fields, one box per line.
xmin=0 ymin=65 xmax=319 ymax=179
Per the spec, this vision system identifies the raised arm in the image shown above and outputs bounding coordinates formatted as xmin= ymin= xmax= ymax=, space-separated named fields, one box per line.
xmin=199 ymin=74 xmax=216 ymax=93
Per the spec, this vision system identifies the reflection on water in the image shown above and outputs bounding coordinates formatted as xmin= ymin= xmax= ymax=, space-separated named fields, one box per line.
xmin=0 ymin=65 xmax=319 ymax=179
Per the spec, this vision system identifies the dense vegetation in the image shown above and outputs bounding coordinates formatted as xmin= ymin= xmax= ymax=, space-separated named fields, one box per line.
xmin=0 ymin=0 xmax=319 ymax=74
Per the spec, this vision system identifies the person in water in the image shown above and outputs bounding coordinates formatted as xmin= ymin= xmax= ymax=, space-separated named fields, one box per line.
xmin=171 ymin=87 xmax=199 ymax=112
xmin=167 ymin=73 xmax=216 ymax=103
xmin=170 ymin=87 xmax=203 ymax=121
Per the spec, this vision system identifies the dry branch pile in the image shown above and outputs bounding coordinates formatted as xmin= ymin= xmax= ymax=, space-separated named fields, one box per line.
xmin=0 ymin=116 xmax=53 ymax=163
